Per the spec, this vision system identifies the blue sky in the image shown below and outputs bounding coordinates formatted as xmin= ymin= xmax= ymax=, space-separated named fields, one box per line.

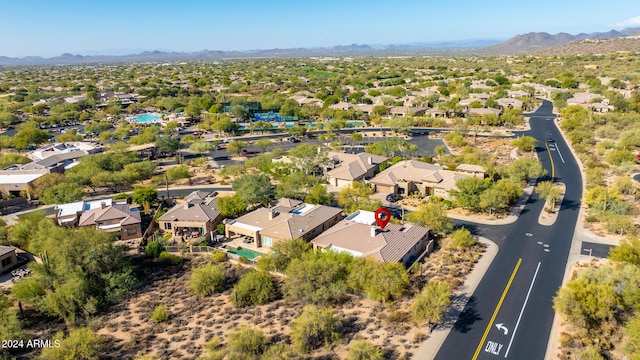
xmin=2 ymin=0 xmax=640 ymax=57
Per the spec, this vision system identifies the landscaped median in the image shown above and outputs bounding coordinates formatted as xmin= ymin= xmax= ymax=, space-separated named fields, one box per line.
xmin=537 ymin=181 xmax=565 ymax=226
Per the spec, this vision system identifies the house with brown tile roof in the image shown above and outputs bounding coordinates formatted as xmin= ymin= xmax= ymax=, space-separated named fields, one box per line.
xmin=0 ymin=245 xmax=18 ymax=273
xmin=325 ymin=151 xmax=388 ymax=188
xmin=225 ymin=198 xmax=344 ymax=249
xmin=158 ymin=191 xmax=223 ymax=239
xmin=78 ymin=202 xmax=142 ymax=240
xmin=311 ymin=210 xmax=432 ymax=267
xmin=369 ymin=160 xmax=478 ymax=199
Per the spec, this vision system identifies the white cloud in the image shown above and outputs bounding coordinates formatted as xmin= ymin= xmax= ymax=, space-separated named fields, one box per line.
xmin=615 ymin=16 xmax=640 ymax=27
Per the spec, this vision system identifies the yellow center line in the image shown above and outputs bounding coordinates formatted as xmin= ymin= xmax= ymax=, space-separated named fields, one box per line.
xmin=545 ymin=142 xmax=555 ymax=181
xmin=472 ymin=258 xmax=523 ymax=360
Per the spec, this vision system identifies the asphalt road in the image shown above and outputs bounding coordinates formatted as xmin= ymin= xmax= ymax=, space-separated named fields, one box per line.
xmin=580 ymin=241 xmax=613 ymax=258
xmin=435 ymin=101 xmax=583 ymax=360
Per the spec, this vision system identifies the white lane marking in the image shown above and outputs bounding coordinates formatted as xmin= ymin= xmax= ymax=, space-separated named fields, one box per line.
xmin=504 ymin=262 xmax=542 ymax=358
xmin=555 ymin=144 xmax=566 ymax=163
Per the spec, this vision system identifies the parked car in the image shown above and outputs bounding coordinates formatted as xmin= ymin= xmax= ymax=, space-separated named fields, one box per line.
xmin=547 ymin=138 xmax=555 ymax=143
xmin=386 ymin=193 xmax=403 ymax=202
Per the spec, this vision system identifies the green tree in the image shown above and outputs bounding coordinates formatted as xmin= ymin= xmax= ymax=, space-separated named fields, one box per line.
xmin=39 ymin=327 xmax=104 ymax=360
xmin=276 ymin=173 xmax=322 ymax=200
xmin=257 ymin=238 xmax=312 ymax=273
xmin=232 ymin=173 xmax=271 ymax=206
xmin=166 ymin=164 xmax=192 ymax=185
xmin=365 ymin=137 xmax=418 ymax=157
xmin=0 ymin=294 xmax=23 ymax=342
xmin=609 ymin=237 xmax=640 ymax=265
xmin=189 ymin=140 xmax=213 ymax=157
xmin=218 ymin=194 xmax=248 ymax=218
xmin=41 ymin=182 xmax=85 ymax=205
xmin=511 ymin=136 xmax=538 ymax=152
xmin=536 ymin=181 xmax=563 ymax=211
xmin=227 ymin=140 xmax=248 ymax=156
xmin=231 ymin=270 xmax=275 ymax=307
xmin=405 ymin=202 xmax=452 ymax=234
xmin=554 ymin=276 xmax=619 ymax=328
xmin=28 ymin=173 xmax=65 ymax=200
xmin=410 ymin=280 xmax=451 ymax=325
xmin=0 ymin=153 xmax=31 ymax=168
xmin=337 ymin=181 xmax=381 ymax=213
xmin=188 ymin=263 xmax=226 ymax=298
xmin=451 ymin=177 xmax=491 ymax=210
xmin=227 ymin=326 xmax=268 ymax=359
xmin=289 ymin=143 xmax=329 ymax=175
xmin=347 ymin=258 xmax=409 ymax=303
xmin=503 ymin=158 xmax=546 ymax=182
xmin=449 ymin=228 xmax=477 ymax=249
xmin=12 ymin=122 xmax=50 ymax=149
xmin=290 ymin=305 xmax=340 ymax=353
xmin=132 ymin=185 xmax=158 ymax=207
xmin=255 ymin=138 xmax=273 ymax=152
xmin=304 ymin=184 xmax=332 ymax=205
xmin=156 ymin=135 xmax=181 ymax=154
xmin=622 ymin=313 xmax=640 ymax=359
xmin=346 ymin=340 xmax=384 ymax=360
xmin=285 ymin=252 xmax=349 ymax=304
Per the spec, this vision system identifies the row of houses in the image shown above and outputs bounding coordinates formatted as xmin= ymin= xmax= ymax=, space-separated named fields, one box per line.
xmin=0 ymin=142 xmax=102 ymax=198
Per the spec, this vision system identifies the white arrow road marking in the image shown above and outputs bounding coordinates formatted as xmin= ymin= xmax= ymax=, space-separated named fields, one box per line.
xmin=505 ymin=262 xmax=542 ymax=357
xmin=496 ymin=323 xmax=508 ymax=335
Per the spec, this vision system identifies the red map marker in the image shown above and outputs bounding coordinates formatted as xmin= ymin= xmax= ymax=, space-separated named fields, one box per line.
xmin=374 ymin=207 xmax=391 ymax=229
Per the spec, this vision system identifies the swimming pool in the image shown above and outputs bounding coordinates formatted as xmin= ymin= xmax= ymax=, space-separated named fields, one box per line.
xmin=131 ymin=113 xmax=162 ymax=123
xmin=224 ymin=246 xmax=263 ymax=260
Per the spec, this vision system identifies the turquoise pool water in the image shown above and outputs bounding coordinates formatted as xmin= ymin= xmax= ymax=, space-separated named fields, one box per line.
xmin=225 ymin=246 xmax=263 ymax=260
xmin=131 ymin=114 xmax=162 ymax=123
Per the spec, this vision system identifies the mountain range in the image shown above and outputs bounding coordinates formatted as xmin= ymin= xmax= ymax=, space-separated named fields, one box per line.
xmin=1 ymin=27 xmax=639 ymax=66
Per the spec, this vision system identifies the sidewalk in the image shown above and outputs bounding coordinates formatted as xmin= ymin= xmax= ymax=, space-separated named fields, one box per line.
xmin=413 ymin=237 xmax=498 ymax=359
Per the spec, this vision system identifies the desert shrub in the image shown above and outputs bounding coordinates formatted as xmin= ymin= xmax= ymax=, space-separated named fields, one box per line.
xmin=227 ymin=326 xmax=267 ymax=358
xmin=188 ymin=263 xmax=226 ymax=297
xmin=217 ymin=223 xmax=226 ymax=234
xmin=159 ymin=251 xmax=182 ymax=265
xmin=449 ymin=228 xmax=477 ymax=249
xmin=346 ymin=340 xmax=384 ymax=360
xmin=39 ymin=327 xmax=104 ymax=360
xmin=290 ymin=305 xmax=340 ymax=353
xmin=151 ymin=304 xmax=169 ymax=323
xmin=411 ymin=280 xmax=451 ymax=325
xmin=444 ymin=132 xmax=466 ymax=147
xmin=231 ymin=270 xmax=275 ymax=307
xmin=238 ymin=256 xmax=250 ymax=264
xmin=262 ymin=344 xmax=297 ymax=360
xmin=145 ymin=240 xmax=164 ymax=258
xmin=211 ymin=250 xmax=228 ymax=263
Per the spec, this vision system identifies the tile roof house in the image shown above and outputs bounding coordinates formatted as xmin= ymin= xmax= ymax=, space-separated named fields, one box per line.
xmin=311 ymin=210 xmax=433 ymax=267
xmin=75 ymin=200 xmax=142 ymax=240
xmin=157 ymin=191 xmax=223 ymax=239
xmin=225 ymin=198 xmax=344 ymax=249
xmin=369 ymin=160 xmax=480 ymax=199
xmin=325 ymin=151 xmax=388 ymax=188
xmin=0 ymin=245 xmax=18 ymax=273
xmin=496 ymin=98 xmax=524 ymax=110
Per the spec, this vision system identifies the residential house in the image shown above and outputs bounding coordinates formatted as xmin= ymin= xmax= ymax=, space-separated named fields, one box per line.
xmin=369 ymin=160 xmax=481 ymax=199
xmin=225 ymin=198 xmax=344 ymax=249
xmin=0 ymin=163 xmax=64 ymax=198
xmin=28 ymin=142 xmax=102 ymax=162
xmin=324 ymin=151 xmax=388 ymax=188
xmin=78 ymin=201 xmax=142 ymax=240
xmin=496 ymin=98 xmax=524 ymax=110
xmin=311 ymin=210 xmax=432 ymax=267
xmin=0 ymin=246 xmax=18 ymax=273
xmin=157 ymin=191 xmax=224 ymax=240
xmin=389 ymin=106 xmax=427 ymax=117
xmin=456 ymin=164 xmax=486 ymax=178
xmin=566 ymin=92 xmax=614 ymax=112
xmin=464 ymin=108 xmax=502 ymax=117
